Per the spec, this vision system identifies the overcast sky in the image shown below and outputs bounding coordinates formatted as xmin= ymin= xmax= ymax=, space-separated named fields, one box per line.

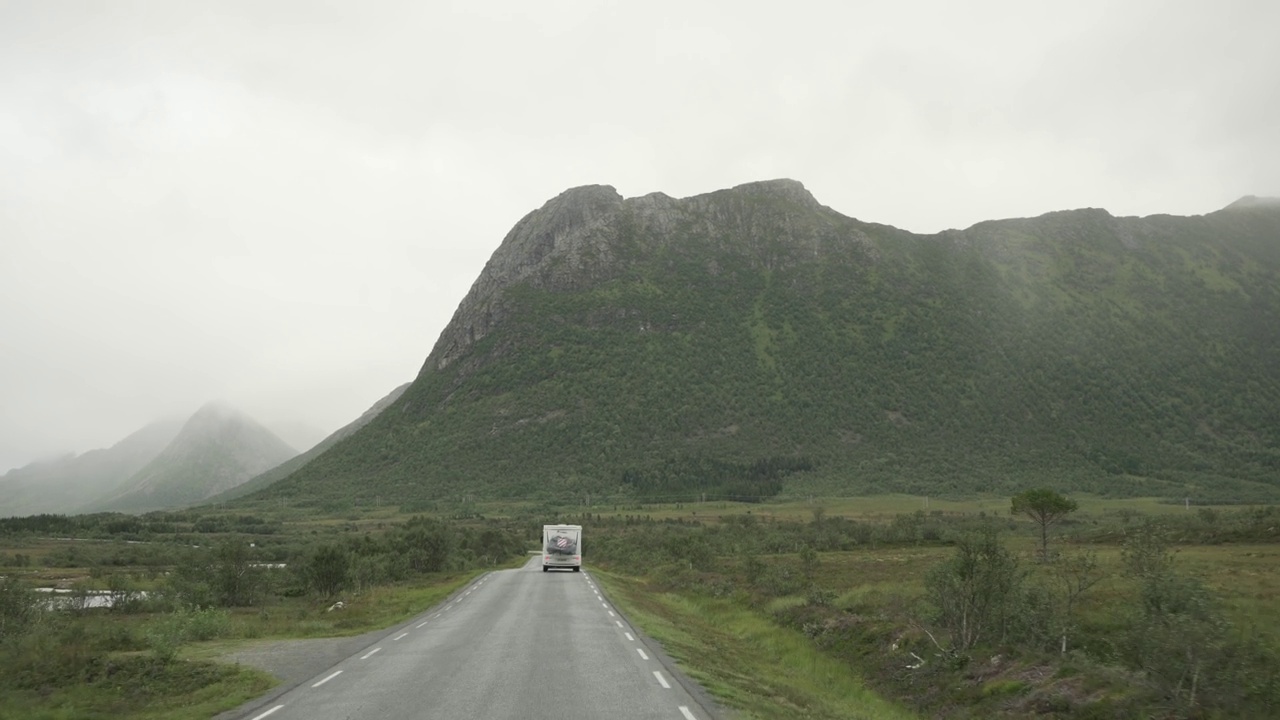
xmin=2 ymin=0 xmax=1277 ymax=473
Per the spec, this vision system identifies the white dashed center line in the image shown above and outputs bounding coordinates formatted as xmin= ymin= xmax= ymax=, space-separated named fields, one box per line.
xmin=249 ymin=705 xmax=284 ymax=720
xmin=625 ymin=632 xmax=634 ymax=641
xmin=636 ymin=648 xmax=649 ymax=660
xmin=312 ymin=670 xmax=342 ymax=688
xmin=417 ymin=621 xmax=429 ymax=628
xmin=653 ymin=670 xmax=671 ymax=689
xmin=615 ymin=621 xmax=623 ymax=628
xmin=679 ymin=706 xmax=698 ymax=720
xmin=360 ymin=648 xmax=381 ymax=660
xmin=394 ymin=632 xmax=409 ymax=641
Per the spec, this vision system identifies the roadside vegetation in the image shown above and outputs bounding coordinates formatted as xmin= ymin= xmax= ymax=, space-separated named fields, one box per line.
xmin=0 ymin=511 xmax=528 ymax=719
xmin=4 ymin=495 xmax=1279 ymax=719
xmin=578 ymin=495 xmax=1280 ymax=719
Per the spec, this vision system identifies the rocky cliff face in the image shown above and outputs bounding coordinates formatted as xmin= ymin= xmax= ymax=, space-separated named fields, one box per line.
xmin=426 ymin=179 xmax=847 ymax=373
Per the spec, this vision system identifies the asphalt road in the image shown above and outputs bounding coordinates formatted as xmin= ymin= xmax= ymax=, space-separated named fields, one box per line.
xmin=227 ymin=557 xmax=718 ymax=720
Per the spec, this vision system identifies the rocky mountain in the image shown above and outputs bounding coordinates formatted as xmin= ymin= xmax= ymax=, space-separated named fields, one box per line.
xmin=92 ymin=402 xmax=297 ymax=512
xmin=0 ymin=418 xmax=183 ymax=518
xmin=238 ymin=180 xmax=1280 ymax=509
xmin=206 ymin=383 xmax=411 ymax=504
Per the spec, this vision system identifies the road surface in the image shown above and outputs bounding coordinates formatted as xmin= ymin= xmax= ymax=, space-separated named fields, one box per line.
xmin=225 ymin=557 xmax=718 ymax=720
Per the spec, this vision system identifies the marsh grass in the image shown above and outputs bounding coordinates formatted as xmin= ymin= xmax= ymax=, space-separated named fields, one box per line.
xmin=596 ymin=569 xmax=917 ymax=720
xmin=587 ymin=499 xmax=1280 ymax=719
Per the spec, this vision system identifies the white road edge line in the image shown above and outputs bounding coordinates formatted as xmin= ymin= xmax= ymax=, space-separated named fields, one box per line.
xmin=637 ymin=648 xmax=649 ymax=660
xmin=394 ymin=632 xmax=409 ymax=641
xmin=625 ymin=632 xmax=634 ymax=641
xmin=312 ymin=670 xmax=342 ymax=688
xmin=361 ymin=648 xmax=382 ymax=660
xmin=679 ymin=706 xmax=698 ymax=720
xmin=654 ymin=670 xmax=671 ymax=689
xmin=249 ymin=705 xmax=284 ymax=720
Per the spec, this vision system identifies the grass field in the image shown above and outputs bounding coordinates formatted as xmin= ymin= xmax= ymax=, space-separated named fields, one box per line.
xmin=595 ymin=569 xmax=919 ymax=720
xmin=3 ymin=494 xmax=1277 ymax=719
xmin=578 ymin=495 xmax=1280 ymax=718
xmin=451 ymin=493 xmax=1254 ymax=525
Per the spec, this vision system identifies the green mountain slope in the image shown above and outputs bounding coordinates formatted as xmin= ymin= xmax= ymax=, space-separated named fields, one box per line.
xmin=206 ymin=382 xmax=410 ymax=504
xmin=96 ymin=402 xmax=297 ymax=512
xmin=246 ymin=181 xmax=1280 ymax=508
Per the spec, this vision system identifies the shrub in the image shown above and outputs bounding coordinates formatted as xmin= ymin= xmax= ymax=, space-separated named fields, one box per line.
xmin=144 ymin=606 xmax=231 ymax=664
xmin=0 ymin=576 xmax=38 ymax=641
xmin=924 ymin=525 xmax=1026 ymax=651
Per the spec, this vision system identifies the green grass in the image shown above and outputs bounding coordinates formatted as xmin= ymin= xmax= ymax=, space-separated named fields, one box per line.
xmin=594 ymin=569 xmax=917 ymax=720
xmin=191 ymin=568 xmax=502 ymax=646
xmin=585 ymin=495 xmax=1280 ymax=719
xmin=476 ymin=493 xmax=1254 ymax=526
xmin=0 ymin=563 xmax=519 ymax=720
xmin=0 ymin=655 xmax=277 ymax=720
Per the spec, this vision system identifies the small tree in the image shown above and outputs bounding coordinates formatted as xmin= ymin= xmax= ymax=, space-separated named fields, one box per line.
xmin=0 ymin=576 xmax=37 ymax=640
xmin=1120 ymin=524 xmax=1227 ymax=712
xmin=925 ymin=526 xmax=1026 ymax=651
xmin=1050 ymin=550 xmax=1105 ymax=653
xmin=306 ymin=544 xmax=350 ymax=598
xmin=799 ymin=543 xmax=819 ymax=584
xmin=211 ymin=541 xmax=263 ymax=607
xmin=1012 ymin=489 xmax=1078 ymax=559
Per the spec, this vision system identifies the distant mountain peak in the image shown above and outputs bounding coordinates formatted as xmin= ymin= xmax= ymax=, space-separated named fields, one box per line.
xmin=193 ymin=400 xmax=239 ymax=418
xmin=724 ymin=178 xmax=820 ymax=206
xmin=1223 ymin=195 xmax=1280 ymax=211
xmin=91 ymin=403 xmax=296 ymax=512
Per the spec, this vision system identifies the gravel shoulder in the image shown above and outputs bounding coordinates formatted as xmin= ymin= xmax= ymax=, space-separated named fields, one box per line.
xmin=211 ymin=629 xmax=387 ymax=719
xmin=216 ymin=629 xmax=386 ymax=686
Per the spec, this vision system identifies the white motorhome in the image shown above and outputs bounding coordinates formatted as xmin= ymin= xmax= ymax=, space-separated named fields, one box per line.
xmin=542 ymin=524 xmax=582 ymax=572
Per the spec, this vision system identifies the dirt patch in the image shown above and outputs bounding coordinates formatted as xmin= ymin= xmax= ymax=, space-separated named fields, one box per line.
xmin=212 ymin=629 xmax=384 ymax=719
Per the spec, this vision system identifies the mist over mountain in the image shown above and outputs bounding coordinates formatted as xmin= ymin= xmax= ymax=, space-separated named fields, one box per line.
xmin=88 ymin=402 xmax=297 ymax=513
xmin=0 ymin=418 xmax=183 ymax=518
xmin=207 ymin=383 xmax=410 ymax=504
xmin=265 ymin=419 xmax=328 ymax=456
xmin=231 ymin=180 xmax=1280 ymax=509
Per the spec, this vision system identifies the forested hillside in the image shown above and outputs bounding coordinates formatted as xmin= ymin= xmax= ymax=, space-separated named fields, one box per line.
xmin=207 ymin=383 xmax=410 ymax=505
xmin=244 ymin=182 xmax=1280 ymax=509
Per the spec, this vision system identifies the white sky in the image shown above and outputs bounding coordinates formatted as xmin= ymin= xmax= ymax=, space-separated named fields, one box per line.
xmin=2 ymin=0 xmax=1277 ymax=473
